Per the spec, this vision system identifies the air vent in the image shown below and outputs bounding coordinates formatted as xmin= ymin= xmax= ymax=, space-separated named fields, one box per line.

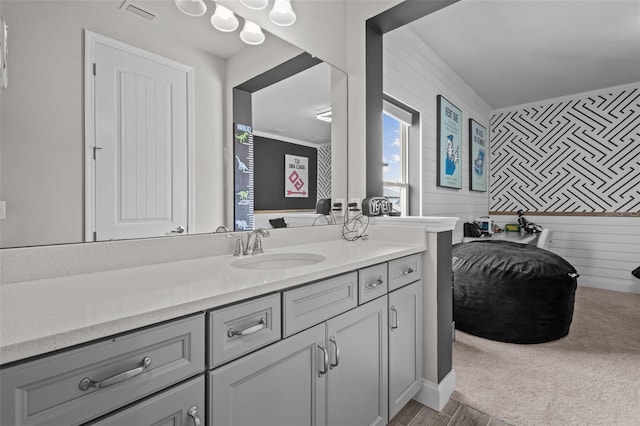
xmin=120 ymin=1 xmax=157 ymax=21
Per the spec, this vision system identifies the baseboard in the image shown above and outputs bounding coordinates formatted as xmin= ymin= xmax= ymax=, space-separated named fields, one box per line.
xmin=413 ymin=370 xmax=456 ymax=412
xmin=578 ymin=276 xmax=640 ymax=294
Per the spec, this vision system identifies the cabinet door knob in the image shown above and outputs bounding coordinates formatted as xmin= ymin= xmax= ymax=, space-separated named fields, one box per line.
xmin=78 ymin=356 xmax=151 ymax=391
xmin=399 ymin=267 xmax=414 ymax=277
xmin=317 ymin=343 xmax=329 ymax=377
xmin=329 ymin=336 xmax=340 ymax=369
xmin=365 ymin=278 xmax=384 ymax=289
xmin=227 ymin=317 xmax=267 ymax=338
xmin=390 ymin=306 xmax=399 ymax=330
xmin=188 ymin=406 xmax=202 ymax=426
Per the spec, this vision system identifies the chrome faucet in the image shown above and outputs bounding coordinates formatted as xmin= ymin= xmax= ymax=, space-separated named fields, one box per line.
xmin=244 ymin=228 xmax=270 ymax=255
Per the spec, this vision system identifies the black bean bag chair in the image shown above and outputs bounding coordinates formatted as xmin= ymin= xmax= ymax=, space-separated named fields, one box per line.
xmin=452 ymin=240 xmax=578 ymax=344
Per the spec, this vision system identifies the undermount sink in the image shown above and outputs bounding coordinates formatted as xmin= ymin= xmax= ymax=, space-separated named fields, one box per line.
xmin=231 ymin=253 xmax=326 ymax=270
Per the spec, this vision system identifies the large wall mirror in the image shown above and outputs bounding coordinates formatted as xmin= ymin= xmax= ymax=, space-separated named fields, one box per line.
xmin=0 ymin=0 xmax=347 ymax=248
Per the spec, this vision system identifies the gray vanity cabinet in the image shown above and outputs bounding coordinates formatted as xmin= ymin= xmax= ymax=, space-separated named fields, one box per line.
xmin=208 ymin=324 xmax=327 ymax=426
xmin=208 ymin=273 xmax=390 ymax=426
xmin=0 ymin=314 xmax=205 ymax=426
xmin=388 ymin=280 xmax=423 ymax=419
xmin=88 ymin=375 xmax=205 ymax=426
xmin=326 ymin=295 xmax=388 ymax=426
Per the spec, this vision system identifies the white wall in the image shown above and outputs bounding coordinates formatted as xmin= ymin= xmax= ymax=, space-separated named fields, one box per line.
xmin=0 ymin=0 xmax=226 ymax=247
xmin=383 ymin=26 xmax=493 ymax=241
xmin=218 ymin=0 xmax=348 ymax=71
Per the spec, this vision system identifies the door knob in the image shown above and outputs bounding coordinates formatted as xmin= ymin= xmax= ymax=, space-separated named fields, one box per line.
xmin=170 ymin=225 xmax=185 ymax=234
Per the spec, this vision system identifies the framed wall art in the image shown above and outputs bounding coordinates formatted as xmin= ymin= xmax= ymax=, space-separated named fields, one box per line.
xmin=469 ymin=119 xmax=488 ymax=192
xmin=436 ymin=95 xmax=462 ymax=189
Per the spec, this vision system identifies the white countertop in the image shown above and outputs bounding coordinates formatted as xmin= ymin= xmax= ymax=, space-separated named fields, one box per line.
xmin=0 ymin=238 xmax=424 ymax=365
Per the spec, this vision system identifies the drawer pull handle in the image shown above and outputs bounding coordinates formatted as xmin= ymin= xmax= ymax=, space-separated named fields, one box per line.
xmin=365 ymin=278 xmax=384 ymax=289
xmin=318 ymin=343 xmax=329 ymax=377
xmin=329 ymin=336 xmax=340 ymax=369
xmin=399 ymin=267 xmax=414 ymax=276
xmin=79 ymin=356 xmax=151 ymax=391
xmin=188 ymin=406 xmax=202 ymax=426
xmin=390 ymin=306 xmax=399 ymax=330
xmin=227 ymin=317 xmax=267 ymax=338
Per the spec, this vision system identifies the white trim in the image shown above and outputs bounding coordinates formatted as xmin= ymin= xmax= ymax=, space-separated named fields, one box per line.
xmin=413 ymin=370 xmax=456 ymax=412
xmin=492 ymin=81 xmax=640 ymax=114
xmin=383 ymin=99 xmax=413 ymax=126
xmin=84 ymin=30 xmax=96 ymax=242
xmin=252 ymin=130 xmax=327 ymax=148
xmin=84 ymin=30 xmax=194 ymax=240
xmin=578 ymin=276 xmax=640 ymax=295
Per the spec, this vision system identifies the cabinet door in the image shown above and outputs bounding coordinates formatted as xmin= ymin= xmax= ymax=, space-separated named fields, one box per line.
xmin=88 ymin=375 xmax=204 ymax=426
xmin=326 ymin=297 xmax=388 ymax=426
xmin=209 ymin=324 xmax=326 ymax=426
xmin=389 ymin=280 xmax=423 ymax=419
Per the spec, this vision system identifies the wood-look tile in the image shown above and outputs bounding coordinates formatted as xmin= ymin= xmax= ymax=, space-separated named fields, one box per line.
xmin=441 ymin=398 xmax=461 ymax=417
xmin=487 ymin=417 xmax=513 ymax=426
xmin=407 ymin=406 xmax=451 ymax=426
xmin=389 ymin=399 xmax=424 ymax=426
xmin=449 ymin=405 xmax=491 ymax=426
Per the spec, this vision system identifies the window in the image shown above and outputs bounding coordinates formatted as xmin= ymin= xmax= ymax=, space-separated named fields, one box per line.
xmin=383 ymin=99 xmax=413 ymax=216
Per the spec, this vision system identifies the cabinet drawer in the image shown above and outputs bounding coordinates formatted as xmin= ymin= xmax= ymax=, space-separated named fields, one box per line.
xmin=283 ymin=272 xmax=358 ymax=337
xmin=208 ymin=293 xmax=281 ymax=368
xmin=388 ymin=253 xmax=422 ymax=291
xmin=358 ymin=262 xmax=388 ymax=304
xmin=0 ymin=314 xmax=205 ymax=426
xmin=88 ymin=375 xmax=205 ymax=426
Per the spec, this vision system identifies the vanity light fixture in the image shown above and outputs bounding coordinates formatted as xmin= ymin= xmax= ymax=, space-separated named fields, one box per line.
xmin=316 ymin=110 xmax=332 ymax=123
xmin=240 ymin=20 xmax=265 ymax=45
xmin=240 ymin=0 xmax=269 ymax=10
xmin=269 ymin=0 xmax=296 ymax=26
xmin=174 ymin=0 xmax=207 ymax=17
xmin=210 ymin=4 xmax=240 ymax=32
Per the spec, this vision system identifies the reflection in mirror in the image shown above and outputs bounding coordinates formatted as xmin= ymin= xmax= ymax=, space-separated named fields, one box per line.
xmin=233 ymin=56 xmax=338 ymax=231
xmin=0 ymin=0 xmax=347 ymax=248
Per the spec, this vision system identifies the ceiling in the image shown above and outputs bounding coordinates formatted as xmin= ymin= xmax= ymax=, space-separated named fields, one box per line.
xmin=252 ymin=62 xmax=332 ymax=145
xmin=123 ymin=0 xmax=248 ymax=58
xmin=407 ymin=0 xmax=640 ymax=110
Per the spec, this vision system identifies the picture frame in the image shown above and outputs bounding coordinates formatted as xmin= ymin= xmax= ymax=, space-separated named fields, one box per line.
xmin=436 ymin=95 xmax=462 ymax=189
xmin=469 ymin=119 xmax=488 ymax=192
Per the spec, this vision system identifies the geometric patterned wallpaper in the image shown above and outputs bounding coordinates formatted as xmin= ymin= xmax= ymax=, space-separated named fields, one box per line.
xmin=317 ymin=144 xmax=332 ymax=201
xmin=490 ymin=86 xmax=640 ymax=215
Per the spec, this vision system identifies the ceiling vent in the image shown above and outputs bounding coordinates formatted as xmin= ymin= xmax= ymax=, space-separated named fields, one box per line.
xmin=120 ymin=1 xmax=157 ymax=21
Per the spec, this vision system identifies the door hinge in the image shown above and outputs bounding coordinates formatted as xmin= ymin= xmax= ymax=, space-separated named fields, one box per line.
xmin=93 ymin=63 xmax=96 ymax=76
xmin=93 ymin=146 xmax=103 ymax=160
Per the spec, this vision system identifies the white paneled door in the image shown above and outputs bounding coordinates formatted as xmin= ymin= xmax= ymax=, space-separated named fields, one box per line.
xmin=86 ymin=32 xmax=191 ymax=241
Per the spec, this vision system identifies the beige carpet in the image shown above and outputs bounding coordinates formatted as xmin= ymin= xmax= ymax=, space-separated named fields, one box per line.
xmin=452 ymin=286 xmax=640 ymax=426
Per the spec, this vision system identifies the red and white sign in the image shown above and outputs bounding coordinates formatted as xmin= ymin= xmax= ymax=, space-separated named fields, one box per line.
xmin=285 ymin=154 xmax=308 ymax=198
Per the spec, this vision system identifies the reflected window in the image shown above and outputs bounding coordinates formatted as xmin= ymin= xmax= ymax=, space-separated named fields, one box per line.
xmin=383 ymin=99 xmax=413 ymax=216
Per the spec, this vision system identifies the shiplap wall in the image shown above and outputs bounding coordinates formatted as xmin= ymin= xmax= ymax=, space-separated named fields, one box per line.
xmin=383 ymin=26 xmax=493 ymax=241
xmin=495 ymin=215 xmax=639 ymax=294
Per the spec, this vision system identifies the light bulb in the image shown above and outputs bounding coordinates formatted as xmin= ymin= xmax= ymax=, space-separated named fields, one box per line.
xmin=269 ymin=0 xmax=296 ymax=26
xmin=240 ymin=20 xmax=265 ymax=45
xmin=174 ymin=0 xmax=207 ymax=17
xmin=210 ymin=4 xmax=239 ymax=32
xmin=240 ymin=0 xmax=269 ymax=10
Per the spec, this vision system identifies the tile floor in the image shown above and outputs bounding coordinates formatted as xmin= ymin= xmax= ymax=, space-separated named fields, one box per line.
xmin=390 ymin=395 xmax=512 ymax=426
